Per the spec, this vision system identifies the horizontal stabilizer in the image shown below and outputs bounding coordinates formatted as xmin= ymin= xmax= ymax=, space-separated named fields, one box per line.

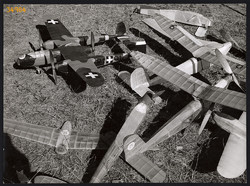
xmin=123 ymin=134 xmax=166 ymax=182
xmin=126 ymin=153 xmax=166 ymax=182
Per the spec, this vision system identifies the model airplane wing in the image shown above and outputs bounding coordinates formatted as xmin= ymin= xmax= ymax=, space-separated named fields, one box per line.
xmin=45 ymin=19 xmax=82 ymax=47
xmin=143 ymin=15 xmax=246 ymax=78
xmin=123 ymin=134 xmax=166 ymax=182
xmin=130 ymin=51 xmax=246 ymax=111
xmin=3 ymin=118 xmax=107 ymax=150
xmin=58 ymin=46 xmax=105 ymax=87
xmin=45 ymin=19 xmax=73 ymax=40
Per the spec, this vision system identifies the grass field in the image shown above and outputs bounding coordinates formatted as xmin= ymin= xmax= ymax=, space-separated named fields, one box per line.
xmin=3 ymin=4 xmax=246 ymax=183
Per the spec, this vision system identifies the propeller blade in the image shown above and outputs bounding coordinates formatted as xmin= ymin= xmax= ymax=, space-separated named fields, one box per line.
xmin=91 ymin=31 xmax=95 ymax=52
xmin=49 ymin=50 xmax=57 ymax=84
xmin=232 ymin=74 xmax=245 ymax=92
xmin=29 ymin=42 xmax=36 ymax=52
xmin=215 ymin=49 xmax=233 ymax=74
xmin=219 ymin=29 xmax=241 ymax=49
xmin=198 ymin=110 xmax=212 ymax=135
xmin=215 ymin=49 xmax=245 ymax=92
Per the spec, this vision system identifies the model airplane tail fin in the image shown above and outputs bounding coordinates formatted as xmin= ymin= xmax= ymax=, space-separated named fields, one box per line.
xmin=130 ymin=67 xmax=151 ymax=97
xmin=218 ymin=42 xmax=232 ymax=55
xmin=123 ymin=134 xmax=166 ymax=182
xmin=118 ymin=69 xmax=162 ymax=104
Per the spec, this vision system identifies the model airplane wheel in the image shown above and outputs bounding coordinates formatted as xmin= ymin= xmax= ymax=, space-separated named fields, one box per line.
xmin=36 ymin=68 xmax=42 ymax=74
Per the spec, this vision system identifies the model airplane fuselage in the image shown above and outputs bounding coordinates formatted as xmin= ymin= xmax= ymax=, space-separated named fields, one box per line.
xmin=16 ymin=46 xmax=128 ymax=74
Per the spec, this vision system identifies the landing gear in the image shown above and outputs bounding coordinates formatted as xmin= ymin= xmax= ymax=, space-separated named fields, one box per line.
xmin=36 ymin=67 xmax=42 ymax=74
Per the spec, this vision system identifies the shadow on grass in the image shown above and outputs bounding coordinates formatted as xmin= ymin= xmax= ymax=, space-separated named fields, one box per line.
xmin=36 ymin=25 xmax=52 ymax=43
xmin=3 ymin=133 xmax=31 ymax=183
xmin=190 ymin=100 xmax=243 ymax=173
xmin=129 ymin=28 xmax=193 ymax=66
xmin=142 ymin=90 xmax=194 ymax=140
xmin=81 ymin=98 xmax=131 ymax=182
xmin=190 ymin=125 xmax=230 ymax=173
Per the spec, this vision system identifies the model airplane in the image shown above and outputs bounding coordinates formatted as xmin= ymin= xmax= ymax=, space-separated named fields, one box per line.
xmin=4 ymin=109 xmax=166 ymax=183
xmin=15 ymin=19 xmax=146 ymax=88
xmin=141 ymin=14 xmax=246 ymax=84
xmin=3 ymin=118 xmax=114 ymax=155
xmin=134 ymin=5 xmax=212 ymax=37
xmin=129 ymin=51 xmax=246 ymax=178
xmin=90 ymin=94 xmax=169 ymax=183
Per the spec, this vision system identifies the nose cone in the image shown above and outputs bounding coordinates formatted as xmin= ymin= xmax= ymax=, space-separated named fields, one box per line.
xmin=16 ymin=54 xmax=26 ymax=66
xmin=16 ymin=54 xmax=36 ymax=68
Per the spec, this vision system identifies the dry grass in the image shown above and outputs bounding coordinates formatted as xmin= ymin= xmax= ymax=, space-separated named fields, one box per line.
xmin=3 ymin=4 xmax=246 ymax=183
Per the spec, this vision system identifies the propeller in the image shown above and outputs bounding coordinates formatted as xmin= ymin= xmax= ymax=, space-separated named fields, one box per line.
xmin=215 ymin=49 xmax=245 ymax=93
xmin=91 ymin=31 xmax=95 ymax=52
xmin=49 ymin=50 xmax=57 ymax=84
xmin=198 ymin=106 xmax=213 ymax=135
xmin=198 ymin=75 xmax=232 ymax=135
xmin=219 ymin=29 xmax=242 ymax=50
xmin=29 ymin=42 xmax=37 ymax=52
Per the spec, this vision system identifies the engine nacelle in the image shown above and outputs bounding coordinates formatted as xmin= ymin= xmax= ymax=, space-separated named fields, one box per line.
xmin=43 ymin=40 xmax=55 ymax=50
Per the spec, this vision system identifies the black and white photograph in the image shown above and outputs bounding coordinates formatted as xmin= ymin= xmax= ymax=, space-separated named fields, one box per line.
xmin=3 ymin=3 xmax=246 ymax=183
